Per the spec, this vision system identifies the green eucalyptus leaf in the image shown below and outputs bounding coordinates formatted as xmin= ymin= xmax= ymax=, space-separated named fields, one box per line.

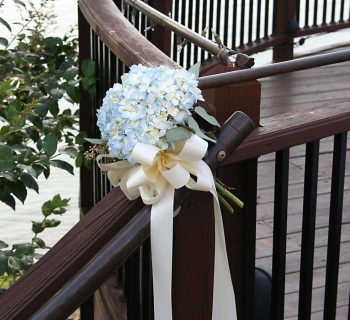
xmin=84 ymin=138 xmax=104 ymax=145
xmin=50 ymin=159 xmax=74 ymax=175
xmin=188 ymin=61 xmax=201 ymax=79
xmin=0 ymin=17 xmax=11 ymax=32
xmin=194 ymin=107 xmax=220 ymax=127
xmin=20 ymin=172 xmax=39 ymax=193
xmin=165 ymin=127 xmax=191 ymax=142
xmin=43 ymin=133 xmax=58 ymax=157
xmin=187 ymin=117 xmax=217 ymax=143
xmin=0 ymin=37 xmax=8 ymax=47
xmin=0 ymin=144 xmax=15 ymax=171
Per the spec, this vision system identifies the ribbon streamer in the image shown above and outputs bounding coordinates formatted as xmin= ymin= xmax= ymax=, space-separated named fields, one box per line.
xmin=98 ymin=134 xmax=237 ymax=320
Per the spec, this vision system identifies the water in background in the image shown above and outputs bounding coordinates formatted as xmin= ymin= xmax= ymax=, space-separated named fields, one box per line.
xmin=0 ymin=0 xmax=349 ymax=246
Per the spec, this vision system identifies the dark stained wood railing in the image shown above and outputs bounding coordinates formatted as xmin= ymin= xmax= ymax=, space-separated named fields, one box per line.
xmin=0 ymin=1 xmax=349 ymax=320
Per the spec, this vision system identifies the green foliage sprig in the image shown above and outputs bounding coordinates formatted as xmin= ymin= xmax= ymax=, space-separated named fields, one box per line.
xmin=0 ymin=0 xmax=87 ymax=210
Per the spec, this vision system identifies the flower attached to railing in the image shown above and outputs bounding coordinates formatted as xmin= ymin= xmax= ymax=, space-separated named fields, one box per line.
xmin=86 ymin=64 xmax=241 ymax=320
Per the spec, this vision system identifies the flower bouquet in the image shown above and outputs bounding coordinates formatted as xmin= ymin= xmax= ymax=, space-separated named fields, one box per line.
xmin=85 ymin=64 xmax=241 ymax=319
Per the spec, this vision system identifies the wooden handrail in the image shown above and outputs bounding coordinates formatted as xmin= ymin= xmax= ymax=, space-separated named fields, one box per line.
xmin=198 ymin=49 xmax=350 ymax=89
xmin=225 ymin=103 xmax=350 ymax=164
xmin=78 ymin=0 xmax=177 ymax=68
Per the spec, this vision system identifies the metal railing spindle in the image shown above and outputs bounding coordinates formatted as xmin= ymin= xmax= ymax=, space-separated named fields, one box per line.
xmin=298 ymin=140 xmax=320 ymax=320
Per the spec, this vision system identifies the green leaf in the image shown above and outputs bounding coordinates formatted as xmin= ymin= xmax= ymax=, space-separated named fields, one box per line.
xmin=0 ymin=17 xmax=11 ymax=32
xmin=32 ymin=222 xmax=44 ymax=234
xmin=61 ymin=146 xmax=78 ymax=158
xmin=13 ymin=243 xmax=35 ymax=255
xmin=187 ymin=117 xmax=217 ymax=143
xmin=81 ymin=76 xmax=96 ymax=90
xmin=11 ymin=180 xmax=27 ymax=203
xmin=42 ymin=133 xmax=58 ymax=157
xmin=188 ymin=61 xmax=201 ymax=79
xmin=0 ymin=241 xmax=8 ymax=249
xmin=65 ymin=85 xmax=80 ymax=103
xmin=41 ymin=194 xmax=69 ymax=217
xmin=75 ymin=152 xmax=84 ymax=167
xmin=32 ymin=238 xmax=46 ymax=249
xmin=43 ymin=219 xmax=61 ymax=228
xmin=2 ymin=195 xmax=15 ymax=210
xmin=81 ymin=60 xmax=95 ymax=76
xmin=50 ymin=159 xmax=74 ymax=175
xmin=194 ymin=107 xmax=220 ymax=127
xmin=0 ymin=144 xmax=15 ymax=171
xmin=165 ymin=127 xmax=192 ymax=142
xmin=20 ymin=172 xmax=39 ymax=193
xmin=47 ymin=99 xmax=59 ymax=117
xmin=0 ymin=172 xmax=18 ymax=182
xmin=35 ymin=103 xmax=49 ymax=117
xmin=0 ymin=255 xmax=8 ymax=275
xmin=0 ymin=37 xmax=8 ymax=47
xmin=0 ymin=81 xmax=12 ymax=96
xmin=84 ymin=138 xmax=104 ymax=145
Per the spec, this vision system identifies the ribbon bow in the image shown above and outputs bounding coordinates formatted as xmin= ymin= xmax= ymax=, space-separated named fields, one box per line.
xmin=98 ymin=134 xmax=237 ymax=320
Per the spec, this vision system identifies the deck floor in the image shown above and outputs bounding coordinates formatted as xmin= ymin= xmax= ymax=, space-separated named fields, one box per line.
xmin=256 ymin=59 xmax=350 ymax=319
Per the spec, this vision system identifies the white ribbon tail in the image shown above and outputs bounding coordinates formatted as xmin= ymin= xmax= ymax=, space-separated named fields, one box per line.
xmin=151 ymin=184 xmax=175 ymax=320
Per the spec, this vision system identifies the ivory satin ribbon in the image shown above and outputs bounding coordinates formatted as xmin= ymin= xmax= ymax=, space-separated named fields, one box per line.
xmin=98 ymin=134 xmax=237 ymax=320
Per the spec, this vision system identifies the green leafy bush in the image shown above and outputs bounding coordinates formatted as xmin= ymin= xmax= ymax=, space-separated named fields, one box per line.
xmin=0 ymin=0 xmax=90 ymax=290
xmin=0 ymin=0 xmax=86 ymax=209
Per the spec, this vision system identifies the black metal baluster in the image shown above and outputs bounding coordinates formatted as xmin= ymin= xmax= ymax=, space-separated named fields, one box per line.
xmin=98 ymin=40 xmax=105 ymax=200
xmin=323 ymin=132 xmax=348 ymax=320
xmin=305 ymin=0 xmax=310 ymax=27
xmin=141 ymin=240 xmax=153 ymax=320
xmin=201 ymin=0 xmax=208 ymax=61
xmin=313 ymin=0 xmax=319 ymax=26
xmin=215 ymin=0 xmax=222 ymax=42
xmin=186 ymin=0 xmax=194 ymax=68
xmin=331 ymin=0 xmax=336 ymax=23
xmin=193 ymin=0 xmax=200 ymax=62
xmin=340 ymin=0 xmax=345 ymax=21
xmin=172 ymin=0 xmax=180 ymax=62
xmin=244 ymin=158 xmax=258 ymax=320
xmin=256 ymin=0 xmax=262 ymax=41
xmin=298 ymin=141 xmax=320 ymax=320
xmin=125 ymin=250 xmax=142 ymax=319
xmin=223 ymin=0 xmax=230 ymax=48
xmin=208 ymin=0 xmax=215 ymax=41
xmin=240 ymin=0 xmax=246 ymax=46
xmin=271 ymin=149 xmax=290 ymax=320
xmin=179 ymin=0 xmax=187 ymax=66
xmin=323 ymin=0 xmax=328 ymax=24
xmin=264 ymin=0 xmax=270 ymax=38
xmin=232 ymin=0 xmax=238 ymax=48
xmin=248 ymin=0 xmax=254 ymax=44
xmin=296 ymin=0 xmax=301 ymax=24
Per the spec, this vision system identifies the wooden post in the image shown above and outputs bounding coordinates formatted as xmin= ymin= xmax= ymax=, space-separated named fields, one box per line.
xmin=78 ymin=8 xmax=95 ymax=320
xmin=272 ymin=0 xmax=296 ymax=62
xmin=172 ymin=61 xmax=261 ymax=319
xmin=148 ymin=0 xmax=173 ymax=57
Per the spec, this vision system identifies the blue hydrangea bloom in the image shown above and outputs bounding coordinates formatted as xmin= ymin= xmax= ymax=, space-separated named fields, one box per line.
xmin=96 ymin=65 xmax=204 ymax=162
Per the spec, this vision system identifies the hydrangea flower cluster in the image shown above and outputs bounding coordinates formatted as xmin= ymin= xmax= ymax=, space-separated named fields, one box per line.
xmin=96 ymin=64 xmax=204 ymax=161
